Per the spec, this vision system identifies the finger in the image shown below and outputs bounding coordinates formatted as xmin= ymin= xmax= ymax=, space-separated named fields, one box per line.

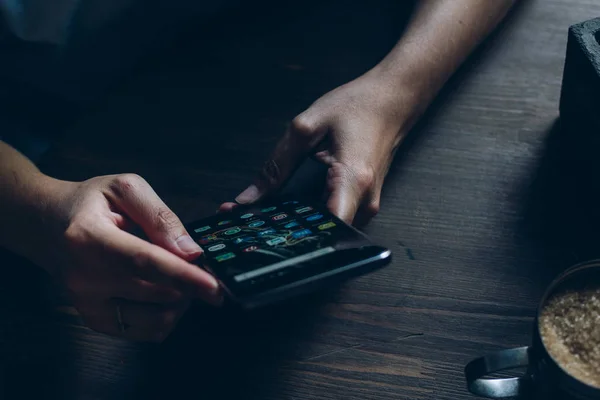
xmin=110 ymin=278 xmax=186 ymax=304
xmin=218 ymin=202 xmax=238 ymax=213
xmin=63 ymin=273 xmax=184 ymax=304
xmin=353 ymin=192 xmax=381 ymax=228
xmin=235 ymin=114 xmax=327 ymax=204
xmin=105 ymin=174 xmax=202 ymax=261
xmin=80 ymin=300 xmax=188 ymax=342
xmin=90 ymin=224 xmax=223 ymax=306
xmin=326 ymin=163 xmax=374 ymax=225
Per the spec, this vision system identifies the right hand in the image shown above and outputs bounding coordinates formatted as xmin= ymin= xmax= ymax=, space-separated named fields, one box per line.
xmin=38 ymin=173 xmax=222 ymax=342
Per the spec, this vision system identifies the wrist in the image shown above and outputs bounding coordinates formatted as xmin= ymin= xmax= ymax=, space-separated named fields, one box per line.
xmin=1 ymin=173 xmax=75 ymax=275
xmin=360 ymin=67 xmax=428 ymax=140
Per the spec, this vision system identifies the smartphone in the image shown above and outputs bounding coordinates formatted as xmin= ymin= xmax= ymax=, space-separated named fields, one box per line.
xmin=186 ymin=198 xmax=392 ymax=309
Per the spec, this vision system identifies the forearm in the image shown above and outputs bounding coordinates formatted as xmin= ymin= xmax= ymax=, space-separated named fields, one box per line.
xmin=0 ymin=141 xmax=65 ymax=267
xmin=368 ymin=0 xmax=518 ymax=128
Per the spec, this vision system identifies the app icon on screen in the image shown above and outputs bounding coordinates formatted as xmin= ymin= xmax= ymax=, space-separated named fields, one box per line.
xmin=261 ymin=206 xmax=277 ymax=213
xmin=208 ymin=243 xmax=226 ymax=252
xmin=248 ymin=220 xmax=265 ymax=228
xmin=284 ymin=221 xmax=300 ymax=229
xmin=199 ymin=235 xmax=218 ymax=244
xmin=318 ymin=222 xmax=336 ymax=231
xmin=272 ymin=213 xmax=288 ymax=221
xmin=225 ymin=227 xmax=241 ymax=236
xmin=218 ymin=220 xmax=232 ymax=226
xmin=234 ymin=236 xmax=253 ymax=245
xmin=241 ymin=213 xmax=254 ymax=219
xmin=292 ymin=229 xmax=312 ymax=239
xmin=194 ymin=225 xmax=211 ymax=233
xmin=306 ymin=214 xmax=323 ymax=222
xmin=295 ymin=206 xmax=313 ymax=214
xmin=266 ymin=237 xmax=286 ymax=246
xmin=215 ymin=252 xmax=236 ymax=262
xmin=243 ymin=246 xmax=258 ymax=252
xmin=258 ymin=228 xmax=276 ymax=237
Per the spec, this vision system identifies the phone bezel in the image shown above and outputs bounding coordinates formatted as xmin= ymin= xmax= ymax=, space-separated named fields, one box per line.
xmin=186 ymin=198 xmax=392 ymax=309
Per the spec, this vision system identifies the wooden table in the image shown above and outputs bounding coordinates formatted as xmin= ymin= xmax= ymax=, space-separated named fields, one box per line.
xmin=3 ymin=0 xmax=600 ymax=399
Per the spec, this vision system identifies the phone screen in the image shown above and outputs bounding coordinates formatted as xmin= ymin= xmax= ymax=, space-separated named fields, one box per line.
xmin=187 ymin=199 xmax=371 ymax=298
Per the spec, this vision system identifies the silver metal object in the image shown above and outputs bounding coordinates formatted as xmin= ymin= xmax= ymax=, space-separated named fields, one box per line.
xmin=465 ymin=260 xmax=600 ymax=399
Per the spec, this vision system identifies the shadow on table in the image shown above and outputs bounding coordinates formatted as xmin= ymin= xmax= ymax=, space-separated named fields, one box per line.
xmin=136 ymin=290 xmax=337 ymax=399
xmin=0 ymin=250 xmax=74 ymax=399
xmin=0 ymin=246 xmax=334 ymax=400
xmin=517 ymin=118 xmax=600 ymax=283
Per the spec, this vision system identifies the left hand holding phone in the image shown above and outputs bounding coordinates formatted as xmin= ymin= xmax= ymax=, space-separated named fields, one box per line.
xmin=29 ymin=173 xmax=223 ymax=342
xmin=231 ymin=74 xmax=410 ymax=226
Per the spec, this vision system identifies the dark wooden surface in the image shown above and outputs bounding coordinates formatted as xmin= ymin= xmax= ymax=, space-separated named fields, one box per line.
xmin=3 ymin=0 xmax=600 ymax=399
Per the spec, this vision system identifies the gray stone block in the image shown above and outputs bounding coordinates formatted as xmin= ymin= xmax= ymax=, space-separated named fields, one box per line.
xmin=560 ymin=17 xmax=600 ymax=146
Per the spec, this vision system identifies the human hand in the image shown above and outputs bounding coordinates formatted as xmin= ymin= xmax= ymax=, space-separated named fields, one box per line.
xmin=227 ymin=73 xmax=416 ymax=225
xmin=40 ymin=174 xmax=221 ymax=342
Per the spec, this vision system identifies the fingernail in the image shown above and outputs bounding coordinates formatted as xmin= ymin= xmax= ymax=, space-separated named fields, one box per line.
xmin=235 ymin=184 xmax=261 ymax=204
xmin=175 ymin=235 xmax=202 ymax=255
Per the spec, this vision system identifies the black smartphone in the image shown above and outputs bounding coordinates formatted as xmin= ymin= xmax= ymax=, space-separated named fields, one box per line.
xmin=186 ymin=198 xmax=392 ymax=309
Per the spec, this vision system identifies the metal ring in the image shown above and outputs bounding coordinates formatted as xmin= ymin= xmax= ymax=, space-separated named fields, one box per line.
xmin=465 ymin=347 xmax=532 ymax=398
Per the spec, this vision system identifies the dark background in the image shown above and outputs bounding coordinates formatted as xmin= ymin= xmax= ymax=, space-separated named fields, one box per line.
xmin=3 ymin=0 xmax=600 ymax=399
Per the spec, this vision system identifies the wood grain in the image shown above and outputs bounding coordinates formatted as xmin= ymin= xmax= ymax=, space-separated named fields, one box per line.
xmin=3 ymin=0 xmax=600 ymax=399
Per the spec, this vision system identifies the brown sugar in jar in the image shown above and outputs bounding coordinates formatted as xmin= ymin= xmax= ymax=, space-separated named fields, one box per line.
xmin=539 ymin=285 xmax=600 ymax=389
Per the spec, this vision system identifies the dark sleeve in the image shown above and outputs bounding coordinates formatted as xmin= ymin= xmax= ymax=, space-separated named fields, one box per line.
xmin=0 ymin=30 xmax=77 ymax=164
xmin=0 ymin=77 xmax=72 ymax=164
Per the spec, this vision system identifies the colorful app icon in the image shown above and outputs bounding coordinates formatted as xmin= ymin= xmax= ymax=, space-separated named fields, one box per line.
xmin=194 ymin=225 xmax=211 ymax=233
xmin=240 ymin=213 xmax=254 ymax=219
xmin=215 ymin=252 xmax=236 ymax=262
xmin=318 ymin=222 xmax=336 ymax=231
xmin=272 ymin=213 xmax=288 ymax=221
xmin=261 ymin=206 xmax=277 ymax=213
xmin=295 ymin=206 xmax=313 ymax=214
xmin=284 ymin=221 xmax=300 ymax=229
xmin=258 ymin=228 xmax=276 ymax=237
xmin=234 ymin=236 xmax=253 ymax=245
xmin=292 ymin=229 xmax=312 ymax=239
xmin=306 ymin=213 xmax=323 ymax=222
xmin=225 ymin=227 xmax=241 ymax=236
xmin=198 ymin=235 xmax=217 ymax=244
xmin=266 ymin=237 xmax=286 ymax=246
xmin=218 ymin=220 xmax=232 ymax=226
xmin=248 ymin=220 xmax=265 ymax=228
xmin=208 ymin=243 xmax=226 ymax=252
xmin=243 ymin=246 xmax=258 ymax=253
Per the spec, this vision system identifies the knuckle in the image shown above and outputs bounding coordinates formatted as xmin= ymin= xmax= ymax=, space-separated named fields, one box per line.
xmin=159 ymin=310 xmax=178 ymax=328
xmin=290 ymin=116 xmax=316 ymax=140
xmin=131 ymin=250 xmax=153 ymax=272
xmin=64 ymin=221 xmax=84 ymax=247
xmin=155 ymin=207 xmax=181 ymax=233
xmin=63 ymin=217 xmax=92 ymax=249
xmin=352 ymin=167 xmax=376 ymax=191
xmin=110 ymin=174 xmax=145 ymax=197
xmin=366 ymin=201 xmax=381 ymax=216
xmin=260 ymin=159 xmax=282 ymax=187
